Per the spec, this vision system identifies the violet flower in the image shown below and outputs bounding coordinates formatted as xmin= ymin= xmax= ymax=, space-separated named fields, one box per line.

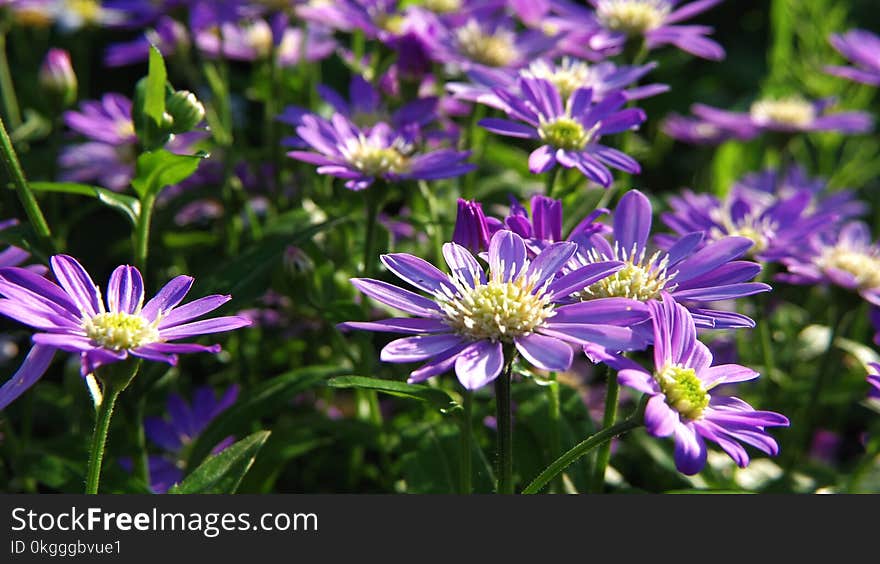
xmin=0 ymin=255 xmax=252 ymax=409
xmin=0 ymin=219 xmax=44 ymax=273
xmin=868 ymin=362 xmax=880 ymax=401
xmin=592 ymin=293 xmax=789 ymax=475
xmin=104 ymin=15 xmax=189 ymax=67
xmin=451 ymin=198 xmax=491 ymax=253
xmin=340 ymin=230 xmax=650 ymax=390
xmin=825 ymin=29 xmax=880 ymax=87
xmin=479 ymin=76 xmax=645 ymax=186
xmin=661 ymin=112 xmax=745 ymax=145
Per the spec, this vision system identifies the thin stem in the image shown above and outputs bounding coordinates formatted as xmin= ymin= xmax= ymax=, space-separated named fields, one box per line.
xmin=494 ymin=361 xmax=514 ymax=494
xmin=418 ymin=180 xmax=443 ymax=265
xmin=85 ymin=385 xmax=122 ymax=494
xmin=590 ymin=364 xmax=619 ymax=493
xmin=362 ymin=186 xmax=386 ymax=277
xmin=546 ymin=375 xmax=562 ymax=493
xmin=133 ymin=193 xmax=157 ymax=272
xmin=545 ymin=167 xmax=559 ymax=199
xmin=0 ymin=31 xmax=22 ymax=130
xmin=0 ymin=116 xmax=53 ymax=249
xmin=132 ymin=397 xmax=150 ymax=488
xmin=459 ymin=390 xmax=473 ymax=494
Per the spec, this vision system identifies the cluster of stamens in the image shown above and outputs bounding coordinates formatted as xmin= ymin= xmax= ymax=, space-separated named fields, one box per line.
xmin=655 ymin=364 xmax=710 ymax=420
xmin=816 ymin=243 xmax=880 ymax=290
xmin=596 ymin=0 xmax=670 ymax=35
xmin=419 ymin=0 xmax=462 ymax=14
xmin=538 ymin=116 xmax=596 ymax=151
xmin=578 ymin=243 xmax=677 ymax=301
xmin=343 ymin=136 xmax=410 ymax=177
xmin=455 ymin=21 xmax=517 ymax=68
xmin=709 ymin=208 xmax=777 ymax=255
xmin=749 ymin=97 xmax=816 ymax=128
xmin=83 ymin=311 xmax=160 ymax=351
xmin=436 ymin=270 xmax=555 ymax=342
xmin=523 ymin=58 xmax=594 ymax=99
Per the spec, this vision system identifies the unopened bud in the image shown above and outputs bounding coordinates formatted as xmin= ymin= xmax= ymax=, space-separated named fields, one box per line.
xmin=452 ymin=198 xmax=491 ymax=253
xmin=165 ymin=90 xmax=205 ymax=133
xmin=39 ymin=48 xmax=77 ymax=107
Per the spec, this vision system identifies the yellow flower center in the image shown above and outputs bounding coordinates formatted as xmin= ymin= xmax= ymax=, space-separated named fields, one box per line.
xmin=245 ymin=21 xmax=274 ymax=58
xmin=538 ymin=117 xmax=596 ymax=151
xmin=597 ymin=0 xmax=669 ymax=35
xmin=455 ymin=21 xmax=517 ymax=68
xmin=817 ymin=245 xmax=880 ymax=290
xmin=656 ymin=364 xmax=710 ymax=420
xmin=523 ymin=58 xmax=594 ymax=100
xmin=710 ymin=208 xmax=776 ymax=256
xmin=67 ymin=0 xmax=103 ymax=24
xmin=345 ymin=138 xmax=410 ymax=177
xmin=419 ymin=0 xmax=462 ymax=13
xmin=437 ymin=275 xmax=555 ymax=342
xmin=578 ymin=243 xmax=677 ymax=301
xmin=749 ymin=97 xmax=816 ymax=128
xmin=83 ymin=312 xmax=160 ymax=351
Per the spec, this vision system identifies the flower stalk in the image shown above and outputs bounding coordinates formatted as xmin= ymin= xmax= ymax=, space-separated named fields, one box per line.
xmin=495 ymin=358 xmax=514 ymax=494
xmin=590 ymin=364 xmax=619 ymax=492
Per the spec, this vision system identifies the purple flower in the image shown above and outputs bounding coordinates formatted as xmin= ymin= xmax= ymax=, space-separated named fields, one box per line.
xmin=340 ymin=230 xmax=650 ymax=390
xmin=868 ymin=362 xmax=880 ymax=401
xmin=871 ymin=307 xmax=880 ymax=347
xmin=569 ymin=190 xmax=770 ymax=329
xmin=690 ymin=96 xmax=874 ymax=138
xmin=594 ymin=293 xmax=789 ymax=475
xmin=779 ymin=221 xmax=880 ymax=307
xmin=0 ymin=255 xmax=252 ymax=410
xmin=104 ymin=15 xmax=189 ymax=67
xmin=123 ymin=384 xmax=239 ymax=493
xmin=553 ymin=0 xmax=726 ymax=61
xmin=39 ymin=48 xmax=77 ymax=105
xmin=661 ymin=112 xmax=744 ymax=145
xmin=8 ymin=0 xmax=128 ymax=30
xmin=479 ymin=76 xmax=645 ymax=186
xmin=825 ymin=29 xmax=880 ymax=87
xmin=659 ymin=166 xmax=865 ymax=263
xmin=286 ymin=113 xmax=474 ymax=190
xmin=0 ymin=219 xmax=44 ymax=273
xmin=452 ymin=199 xmax=491 ymax=253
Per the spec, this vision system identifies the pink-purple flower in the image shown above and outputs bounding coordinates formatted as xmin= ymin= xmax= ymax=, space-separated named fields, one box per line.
xmin=0 ymin=255 xmax=252 ymax=410
xmin=340 ymin=230 xmax=650 ymax=390
xmin=592 ymin=293 xmax=789 ymax=475
xmin=825 ymin=29 xmax=880 ymax=87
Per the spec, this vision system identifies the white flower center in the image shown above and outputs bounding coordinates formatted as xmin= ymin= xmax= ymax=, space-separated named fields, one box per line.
xmin=538 ymin=117 xmax=597 ymax=151
xmin=750 ymin=97 xmax=816 ymax=128
xmin=66 ymin=0 xmax=103 ymax=24
xmin=817 ymin=244 xmax=880 ymax=290
xmin=523 ymin=58 xmax=594 ymax=99
xmin=709 ymin=208 xmax=777 ymax=255
xmin=455 ymin=21 xmax=517 ymax=68
xmin=83 ymin=312 xmax=160 ymax=351
xmin=244 ymin=21 xmax=274 ymax=58
xmin=597 ymin=0 xmax=670 ymax=35
xmin=656 ymin=364 xmax=709 ymax=420
xmin=436 ymin=274 xmax=555 ymax=342
xmin=577 ymin=242 xmax=677 ymax=301
xmin=343 ymin=136 xmax=410 ymax=177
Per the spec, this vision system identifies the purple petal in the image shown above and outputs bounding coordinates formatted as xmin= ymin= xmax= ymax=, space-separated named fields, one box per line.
xmin=479 ymin=118 xmax=537 ymax=139
xmin=665 ymin=0 xmax=723 ymax=24
xmin=136 ymin=342 xmax=221 ymax=355
xmin=614 ymin=190 xmax=652 ymax=252
xmin=488 ymin=230 xmax=527 ymax=283
xmin=546 ymin=261 xmax=624 ymax=298
xmin=701 ymin=364 xmax=759 ymax=389
xmin=442 ymin=242 xmax=486 ymax=288
xmin=408 ymin=342 xmax=468 ymax=384
xmin=552 ymin=298 xmax=650 ymax=325
xmin=380 ymin=254 xmax=451 ymax=294
xmin=158 ymin=316 xmax=252 ymax=340
xmin=540 ymin=323 xmax=646 ymax=351
xmin=455 ymin=340 xmax=504 ymax=390
xmin=0 ymin=299 xmax=81 ymax=331
xmin=107 ymin=265 xmax=144 ymax=314
xmin=350 ymin=278 xmax=442 ymax=317
xmin=617 ymin=367 xmax=659 ymax=394
xmin=380 ymin=334 xmax=464 ymax=363
xmin=50 ymin=255 xmax=103 ymax=317
xmin=0 ymin=266 xmax=79 ymax=318
xmin=157 ymin=295 xmax=232 ymax=329
xmin=0 ymin=345 xmax=55 ymax=410
xmin=672 ymin=282 xmax=771 ymax=302
xmin=673 ymin=422 xmax=707 ymax=475
xmin=645 ymin=394 xmax=678 ymax=437
xmin=529 ymin=145 xmax=557 ymax=174
xmin=141 ymin=276 xmax=194 ymax=322
xmin=338 ymin=318 xmax=451 ymax=334
xmin=31 ymin=333 xmax=96 ymax=353
xmin=524 ymin=241 xmax=576 ymax=289
xmin=673 ymin=237 xmax=753 ymax=282
xmin=514 ymin=333 xmax=573 ymax=372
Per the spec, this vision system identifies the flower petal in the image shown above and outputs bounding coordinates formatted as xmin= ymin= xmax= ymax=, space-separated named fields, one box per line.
xmin=514 ymin=333 xmax=572 ymax=372
xmin=159 ymin=316 xmax=252 ymax=340
xmin=141 ymin=275 xmax=194 ymax=322
xmin=380 ymin=334 xmax=465 ymax=363
xmin=0 ymin=345 xmax=55 ymax=410
xmin=350 ymin=278 xmax=442 ymax=317
xmin=645 ymin=394 xmax=678 ymax=437
xmin=455 ymin=340 xmax=504 ymax=390
xmin=488 ymin=230 xmax=527 ymax=283
xmin=380 ymin=253 xmax=451 ymax=294
xmin=50 ymin=255 xmax=103 ymax=317
xmin=673 ymin=422 xmax=707 ymax=475
xmin=157 ymin=295 xmax=232 ymax=329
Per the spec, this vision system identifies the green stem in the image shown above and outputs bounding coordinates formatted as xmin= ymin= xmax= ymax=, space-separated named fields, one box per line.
xmin=590 ymin=365 xmax=619 ymax=493
xmin=0 ymin=31 xmax=22 ymax=130
xmin=418 ymin=180 xmax=443 ymax=265
xmin=523 ymin=401 xmax=645 ymax=494
xmin=545 ymin=167 xmax=559 ymax=199
xmin=494 ymin=361 xmax=514 ymax=494
xmin=362 ymin=186 xmax=387 ymax=277
xmin=459 ymin=390 xmax=473 ymax=494
xmin=0 ymin=116 xmax=53 ymax=251
xmin=132 ymin=397 xmax=150 ymax=488
xmin=133 ymin=193 xmax=156 ymax=272
xmin=85 ymin=386 xmax=122 ymax=495
xmin=546 ymin=375 xmax=562 ymax=493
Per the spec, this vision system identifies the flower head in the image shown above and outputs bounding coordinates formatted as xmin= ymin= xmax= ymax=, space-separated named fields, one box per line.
xmin=452 ymin=199 xmax=491 ymax=253
xmin=593 ymin=293 xmax=789 ymax=475
xmin=479 ymin=77 xmax=645 ymax=186
xmin=39 ymin=48 xmax=77 ymax=106
xmin=825 ymin=29 xmax=880 ymax=87
xmin=435 ymin=16 xmax=558 ymax=72
xmin=0 ymin=255 xmax=252 ymax=410
xmin=340 ymin=230 xmax=650 ymax=389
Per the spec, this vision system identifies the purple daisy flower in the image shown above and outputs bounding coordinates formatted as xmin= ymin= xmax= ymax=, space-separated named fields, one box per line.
xmin=593 ymin=293 xmax=789 ymax=475
xmin=569 ymin=190 xmax=770 ymax=329
xmin=104 ymin=15 xmax=189 ymax=67
xmin=452 ymin=198 xmax=491 ymax=253
xmin=825 ymin=29 xmax=880 ymax=87
xmin=691 ymin=96 xmax=873 ymax=139
xmin=479 ymin=76 xmax=645 ymax=186
xmin=286 ymin=113 xmax=474 ymax=190
xmin=133 ymin=384 xmax=239 ymax=493
xmin=552 ymin=0 xmax=726 ymax=61
xmin=661 ymin=112 xmax=746 ymax=145
xmin=779 ymin=221 xmax=880 ymax=307
xmin=0 ymin=255 xmax=252 ymax=410
xmin=340 ymin=230 xmax=651 ymax=390
xmin=868 ymin=362 xmax=880 ymax=401
xmin=659 ymin=166 xmax=865 ymax=263
xmin=0 ymin=219 xmax=45 ymax=274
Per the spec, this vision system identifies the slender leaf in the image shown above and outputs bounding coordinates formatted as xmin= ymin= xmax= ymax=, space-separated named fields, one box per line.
xmin=29 ymin=181 xmax=140 ymax=225
xmin=170 ymin=431 xmax=271 ymax=494
xmin=328 ymin=376 xmax=459 ymax=411
xmin=144 ymin=45 xmax=168 ymax=126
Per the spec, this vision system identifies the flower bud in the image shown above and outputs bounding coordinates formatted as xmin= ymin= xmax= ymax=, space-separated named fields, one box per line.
xmin=452 ymin=199 xmax=490 ymax=253
xmin=39 ymin=48 xmax=77 ymax=107
xmin=165 ymin=90 xmax=205 ymax=133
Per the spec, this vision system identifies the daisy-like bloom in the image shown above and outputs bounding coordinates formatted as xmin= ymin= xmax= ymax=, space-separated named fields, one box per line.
xmin=448 ymin=57 xmax=668 ymax=112
xmin=868 ymin=362 xmax=880 ymax=401
xmin=825 ymin=29 xmax=880 ymax=87
xmin=592 ymin=293 xmax=789 ymax=475
xmin=0 ymin=255 xmax=252 ymax=410
xmin=658 ymin=166 xmax=864 ymax=262
xmin=104 ymin=15 xmax=190 ymax=67
xmin=661 ymin=112 xmax=745 ymax=145
xmin=433 ymin=16 xmax=558 ymax=72
xmin=570 ymin=190 xmax=770 ymax=329
xmin=286 ymin=113 xmax=474 ymax=190
xmin=5 ymin=0 xmax=127 ymax=30
xmin=690 ymin=96 xmax=874 ymax=139
xmin=122 ymin=384 xmax=239 ymax=493
xmin=340 ymin=230 xmax=651 ymax=390
xmin=452 ymin=198 xmax=491 ymax=253
xmin=552 ymin=0 xmax=725 ymax=61
xmin=60 ymin=93 xmax=205 ymax=191
xmin=779 ymin=221 xmax=880 ymax=307
xmin=479 ymin=77 xmax=645 ymax=187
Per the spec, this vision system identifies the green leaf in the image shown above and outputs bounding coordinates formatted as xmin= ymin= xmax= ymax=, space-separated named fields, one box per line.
xmin=144 ymin=45 xmax=168 ymax=126
xmin=328 ymin=376 xmax=459 ymax=411
xmin=169 ymin=431 xmax=271 ymax=494
xmin=131 ymin=149 xmax=205 ymax=199
xmin=187 ymin=365 xmax=344 ymax=468
xmin=29 ymin=182 xmax=141 ymax=225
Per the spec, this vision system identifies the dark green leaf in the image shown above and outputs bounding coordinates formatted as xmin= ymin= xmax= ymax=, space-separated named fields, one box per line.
xmin=29 ymin=182 xmax=140 ymax=225
xmin=144 ymin=45 xmax=168 ymax=126
xmin=328 ymin=376 xmax=459 ymax=411
xmin=131 ymin=149 xmax=205 ymax=199
xmin=170 ymin=431 xmax=270 ymax=494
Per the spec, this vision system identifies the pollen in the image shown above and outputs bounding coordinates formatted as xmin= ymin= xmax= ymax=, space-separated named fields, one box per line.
xmin=817 ymin=244 xmax=880 ymax=290
xmin=83 ymin=312 xmax=160 ymax=351
xmin=523 ymin=58 xmax=593 ymax=99
xmin=344 ymin=137 xmax=410 ymax=177
xmin=596 ymin=0 xmax=670 ymax=35
xmin=750 ymin=97 xmax=816 ymax=128
xmin=656 ymin=364 xmax=710 ymax=420
xmin=710 ymin=208 xmax=777 ymax=255
xmin=420 ymin=0 xmax=462 ymax=14
xmin=455 ymin=21 xmax=517 ymax=68
xmin=67 ymin=0 xmax=103 ymax=24
xmin=436 ymin=274 xmax=555 ymax=342
xmin=538 ymin=117 xmax=595 ymax=151
xmin=578 ymin=243 xmax=677 ymax=301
